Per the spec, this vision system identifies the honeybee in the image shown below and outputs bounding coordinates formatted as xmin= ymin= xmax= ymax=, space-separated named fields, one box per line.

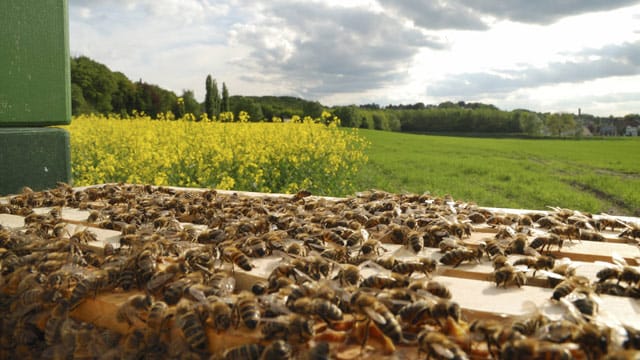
xmin=285 ymin=242 xmax=307 ymax=257
xmin=145 ymin=300 xmax=170 ymax=344
xmin=469 ymin=319 xmax=505 ymax=359
xmin=222 ymin=343 xmax=265 ymax=360
xmin=68 ymin=276 xmax=101 ymax=310
xmin=320 ymin=246 xmax=348 ymax=263
xmin=235 ymin=291 xmax=261 ymax=330
xmin=121 ymin=328 xmax=146 ymax=360
xmin=70 ymin=227 xmax=98 ymax=245
xmin=494 ymin=264 xmax=528 ymax=288
xmin=578 ymin=229 xmax=605 ymax=242
xmin=551 ymin=276 xmax=590 ymax=301
xmin=495 ymin=226 xmax=517 ymax=240
xmin=392 ymin=258 xmax=437 ymax=276
xmin=243 ymin=236 xmax=269 ymax=257
xmin=116 ymin=294 xmax=152 ymax=326
xmin=359 ymin=238 xmax=387 ymax=257
xmin=290 ymin=297 xmax=343 ymax=325
xmin=374 ymin=256 xmax=397 ymax=271
xmin=530 ymin=234 xmax=563 ymax=253
xmin=422 ymin=280 xmax=452 ymax=300
xmin=439 ymin=246 xmax=483 ymax=267
xmin=438 ymin=237 xmax=463 ymax=253
xmin=44 ymin=299 xmax=69 ymax=346
xmin=505 ymin=234 xmax=529 ymax=255
xmin=380 ymin=223 xmax=407 ymax=244
xmin=261 ymin=339 xmax=292 ymax=360
xmin=487 ymin=214 xmax=515 ymax=227
xmin=423 ymin=224 xmax=450 ymax=247
xmin=566 ymin=288 xmax=599 ymax=317
xmin=501 ymin=338 xmax=576 ymax=360
xmin=334 ymin=264 xmax=361 ymax=287
xmin=361 ymin=272 xmax=409 ymax=290
xmin=196 ymin=228 xmax=226 ymax=245
xmin=261 ymin=314 xmax=315 ymax=344
xmin=596 ymin=254 xmax=640 ymax=286
xmin=513 ymin=255 xmax=555 ymax=276
xmin=595 ymin=281 xmax=626 ymax=296
xmin=404 ymin=230 xmax=424 ymax=253
xmin=417 ymin=329 xmax=468 ymax=360
xmin=306 ymin=341 xmax=331 ymax=360
xmin=350 ymin=290 xmax=403 ymax=345
xmin=322 ymin=230 xmax=345 ymax=246
xmin=550 ymin=225 xmax=580 ymax=240
xmin=483 ymin=238 xmax=506 ymax=259
xmin=72 ymin=323 xmax=100 ymax=360
xmin=222 ymin=246 xmax=253 ymax=272
xmin=618 ymin=220 xmax=640 ymax=241
xmin=545 ymin=258 xmax=577 ymax=287
xmin=175 ymin=300 xmax=208 ymax=353
xmin=208 ymin=299 xmax=233 ymax=331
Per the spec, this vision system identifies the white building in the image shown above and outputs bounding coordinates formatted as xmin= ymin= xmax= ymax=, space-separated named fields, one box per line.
xmin=625 ymin=126 xmax=638 ymax=136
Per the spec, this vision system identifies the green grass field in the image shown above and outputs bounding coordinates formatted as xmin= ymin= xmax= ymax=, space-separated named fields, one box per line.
xmin=352 ymin=130 xmax=640 ymax=216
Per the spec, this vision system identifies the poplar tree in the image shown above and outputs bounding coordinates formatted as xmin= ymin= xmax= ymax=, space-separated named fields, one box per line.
xmin=204 ymin=75 xmax=214 ymax=118
xmin=221 ymin=82 xmax=230 ymax=113
xmin=211 ymin=79 xmax=221 ymax=117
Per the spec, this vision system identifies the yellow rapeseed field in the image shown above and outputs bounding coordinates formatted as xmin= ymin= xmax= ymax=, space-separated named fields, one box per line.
xmin=62 ymin=112 xmax=369 ymax=196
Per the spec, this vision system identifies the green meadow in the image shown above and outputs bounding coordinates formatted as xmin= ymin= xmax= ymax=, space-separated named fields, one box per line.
xmin=353 ymin=130 xmax=640 ymax=216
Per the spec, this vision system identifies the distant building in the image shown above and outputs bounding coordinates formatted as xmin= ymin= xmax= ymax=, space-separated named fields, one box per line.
xmin=600 ymin=124 xmax=617 ymax=136
xmin=625 ymin=126 xmax=638 ymax=136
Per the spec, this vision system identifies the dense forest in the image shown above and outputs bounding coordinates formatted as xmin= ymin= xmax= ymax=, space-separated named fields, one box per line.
xmin=71 ymin=56 xmax=639 ymax=136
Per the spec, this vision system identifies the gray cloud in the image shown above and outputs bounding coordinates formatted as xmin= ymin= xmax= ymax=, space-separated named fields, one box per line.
xmin=375 ymin=0 xmax=640 ymax=31
xmin=376 ymin=0 xmax=488 ymax=30
xmin=429 ymin=41 xmax=640 ymax=97
xmin=232 ymin=1 xmax=445 ymax=98
xmin=458 ymin=0 xmax=640 ymax=24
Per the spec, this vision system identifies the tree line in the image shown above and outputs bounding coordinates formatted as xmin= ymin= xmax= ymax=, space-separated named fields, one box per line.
xmin=71 ymin=55 xmax=639 ymax=136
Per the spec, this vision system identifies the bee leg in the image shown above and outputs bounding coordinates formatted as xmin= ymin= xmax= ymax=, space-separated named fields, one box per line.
xmin=360 ymin=319 xmax=371 ymax=352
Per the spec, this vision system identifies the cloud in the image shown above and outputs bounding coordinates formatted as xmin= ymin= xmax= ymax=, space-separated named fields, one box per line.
xmin=429 ymin=40 xmax=640 ymax=97
xmin=230 ymin=1 xmax=445 ymax=98
xmin=376 ymin=0 xmax=488 ymax=30
xmin=457 ymin=0 xmax=640 ymax=24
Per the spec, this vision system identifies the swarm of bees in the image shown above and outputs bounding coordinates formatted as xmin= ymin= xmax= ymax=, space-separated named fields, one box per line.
xmin=0 ymin=183 xmax=639 ymax=359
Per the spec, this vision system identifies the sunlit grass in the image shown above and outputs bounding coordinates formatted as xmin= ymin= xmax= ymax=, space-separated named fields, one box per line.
xmin=354 ymin=130 xmax=640 ymax=215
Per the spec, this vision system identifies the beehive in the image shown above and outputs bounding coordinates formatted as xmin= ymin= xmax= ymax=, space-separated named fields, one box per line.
xmin=0 ymin=184 xmax=639 ymax=359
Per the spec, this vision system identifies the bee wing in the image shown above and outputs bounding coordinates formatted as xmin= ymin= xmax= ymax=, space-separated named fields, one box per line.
xmin=431 ymin=343 xmax=455 ymax=360
xmin=513 ymin=265 xmax=530 ymax=273
xmin=538 ymin=270 xmax=565 ymax=280
xmin=360 ymin=229 xmax=370 ymax=242
xmin=188 ymin=286 xmax=208 ymax=304
xmin=615 ymin=218 xmax=633 ymax=229
xmin=363 ymin=306 xmax=386 ymax=324
xmin=611 ymin=252 xmax=628 ymax=267
xmin=358 ymin=259 xmax=390 ymax=273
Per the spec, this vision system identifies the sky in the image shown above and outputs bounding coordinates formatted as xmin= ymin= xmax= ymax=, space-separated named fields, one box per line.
xmin=69 ymin=0 xmax=640 ymax=116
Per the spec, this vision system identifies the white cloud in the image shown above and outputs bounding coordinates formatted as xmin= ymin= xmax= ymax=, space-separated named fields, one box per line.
xmin=69 ymin=0 xmax=640 ymax=116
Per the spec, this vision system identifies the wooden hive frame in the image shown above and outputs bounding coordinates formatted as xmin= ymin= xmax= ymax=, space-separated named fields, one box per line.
xmin=1 ymin=184 xmax=639 ymax=359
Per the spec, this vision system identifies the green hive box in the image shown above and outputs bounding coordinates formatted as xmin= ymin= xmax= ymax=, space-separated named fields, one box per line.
xmin=0 ymin=0 xmax=71 ymax=126
xmin=0 ymin=128 xmax=71 ymax=195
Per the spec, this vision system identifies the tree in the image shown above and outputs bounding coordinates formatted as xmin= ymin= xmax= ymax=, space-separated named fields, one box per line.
xmin=517 ymin=111 xmax=543 ymax=136
xmin=230 ymin=96 xmax=264 ymax=121
xmin=70 ymin=56 xmax=117 ymax=114
xmin=179 ymin=90 xmax=201 ymax=117
xmin=333 ymin=106 xmax=360 ymax=128
xmin=221 ymin=82 xmax=230 ymax=113
xmin=545 ymin=113 xmax=576 ymax=136
xmin=204 ymin=75 xmax=214 ymax=119
xmin=302 ymin=101 xmax=323 ymax=119
xmin=211 ymin=79 xmax=221 ymax=117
